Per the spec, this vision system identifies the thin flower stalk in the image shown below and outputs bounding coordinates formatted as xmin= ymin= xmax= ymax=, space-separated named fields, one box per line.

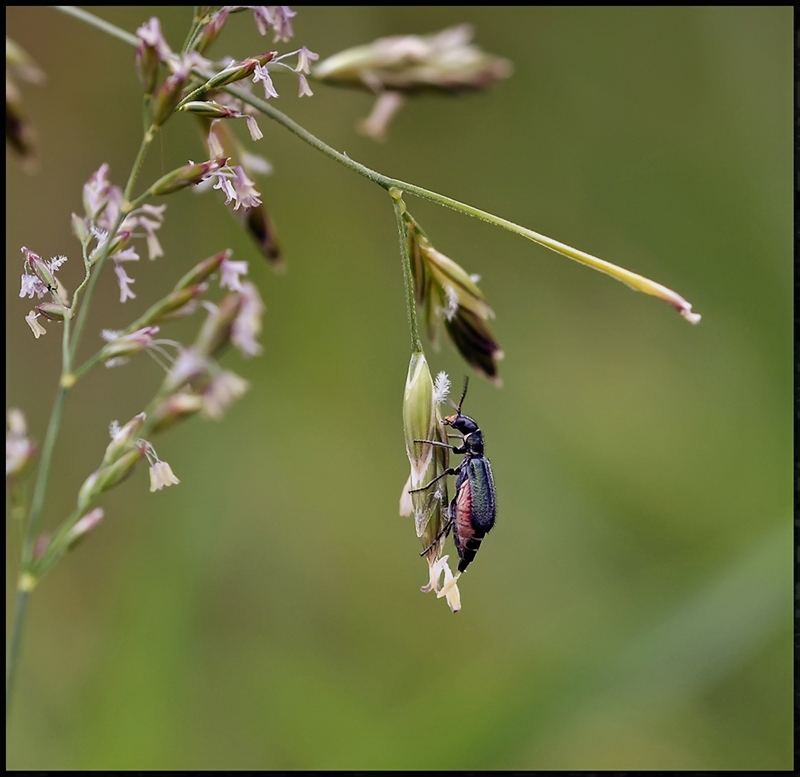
xmin=216 ymin=81 xmax=701 ymax=325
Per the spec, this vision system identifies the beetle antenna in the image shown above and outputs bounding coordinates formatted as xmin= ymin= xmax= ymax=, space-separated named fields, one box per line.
xmin=446 ymin=376 xmax=469 ymax=412
xmin=456 ymin=376 xmax=469 ymax=414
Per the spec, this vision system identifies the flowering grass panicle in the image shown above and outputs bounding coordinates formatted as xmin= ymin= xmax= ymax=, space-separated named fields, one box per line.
xmin=7 ymin=6 xmax=704 ymax=729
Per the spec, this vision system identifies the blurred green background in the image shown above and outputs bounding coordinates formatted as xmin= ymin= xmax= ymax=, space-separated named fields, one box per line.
xmin=5 ymin=6 xmax=792 ymax=770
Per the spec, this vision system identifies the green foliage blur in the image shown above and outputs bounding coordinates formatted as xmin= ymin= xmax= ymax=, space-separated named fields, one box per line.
xmin=5 ymin=6 xmax=791 ymax=770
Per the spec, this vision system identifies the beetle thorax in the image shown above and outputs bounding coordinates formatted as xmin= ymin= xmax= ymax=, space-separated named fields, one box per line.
xmin=462 ymin=429 xmax=484 ymax=455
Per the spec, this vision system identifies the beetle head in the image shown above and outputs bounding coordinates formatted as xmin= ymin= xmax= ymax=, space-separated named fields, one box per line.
xmin=443 ymin=376 xmax=479 ymax=434
xmin=443 ymin=412 xmax=479 ymax=435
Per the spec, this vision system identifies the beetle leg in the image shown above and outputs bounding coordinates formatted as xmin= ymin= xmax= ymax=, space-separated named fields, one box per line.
xmin=419 ymin=516 xmax=454 ymax=558
xmin=408 ymin=465 xmax=459 ymax=493
xmin=413 ymin=439 xmax=458 ymax=452
xmin=413 ymin=438 xmax=467 ymax=455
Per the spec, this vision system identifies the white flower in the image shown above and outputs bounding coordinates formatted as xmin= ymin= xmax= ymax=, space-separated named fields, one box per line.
xmin=245 ymin=115 xmax=263 ymax=141
xmin=231 ymin=281 xmax=265 ymax=357
xmin=219 ymin=257 xmax=249 ymax=292
xmin=297 ymin=73 xmax=313 ymax=97
xmin=114 ymin=264 xmax=136 ymax=302
xmin=149 ymin=460 xmax=180 ymax=492
xmin=253 ymin=64 xmax=279 ymax=99
xmin=436 ymin=563 xmax=462 ymax=613
xmin=295 ymin=46 xmax=319 ymax=74
xmin=423 ymin=555 xmax=462 ymax=613
xmin=202 ymin=370 xmax=249 ymax=420
xmin=6 ymin=408 xmax=35 ymax=477
xmin=164 ymin=348 xmax=208 ymax=392
xmin=207 ymin=123 xmax=226 ymax=158
xmin=230 ymin=166 xmax=262 ymax=210
xmin=25 ymin=311 xmax=46 ymax=338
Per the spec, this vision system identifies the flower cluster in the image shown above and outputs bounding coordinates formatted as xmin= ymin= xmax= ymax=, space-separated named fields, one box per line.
xmin=25 ymin=258 xmax=263 ymax=579
xmin=199 ymin=113 xmax=284 ymax=270
xmin=78 ymin=162 xmax=171 ymax=304
xmin=135 ymin=8 xmax=317 ymax=109
xmin=10 ymin=7 xmax=308 ymax=590
xmin=132 ymin=8 xmax=316 ymax=267
xmin=16 ymin=161 xmax=265 ymax=577
xmin=19 ymin=248 xmax=70 ymax=339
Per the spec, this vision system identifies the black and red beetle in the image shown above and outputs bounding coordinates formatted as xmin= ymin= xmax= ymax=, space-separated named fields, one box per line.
xmin=409 ymin=377 xmax=497 ymax=573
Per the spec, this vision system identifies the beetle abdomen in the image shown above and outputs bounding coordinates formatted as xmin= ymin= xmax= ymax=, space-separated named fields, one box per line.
xmin=466 ymin=457 xmax=496 ymax=531
xmin=452 ymin=457 xmax=496 ymax=572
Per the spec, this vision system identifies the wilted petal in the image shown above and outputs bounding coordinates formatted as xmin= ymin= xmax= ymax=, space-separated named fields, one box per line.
xmin=25 ymin=310 xmax=46 ymax=338
xmin=423 ymin=554 xmax=462 ymax=612
xmin=436 ymin=564 xmax=462 ymax=613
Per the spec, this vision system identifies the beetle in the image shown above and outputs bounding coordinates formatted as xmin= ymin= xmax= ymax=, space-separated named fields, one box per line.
xmin=408 ymin=377 xmax=496 ymax=573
